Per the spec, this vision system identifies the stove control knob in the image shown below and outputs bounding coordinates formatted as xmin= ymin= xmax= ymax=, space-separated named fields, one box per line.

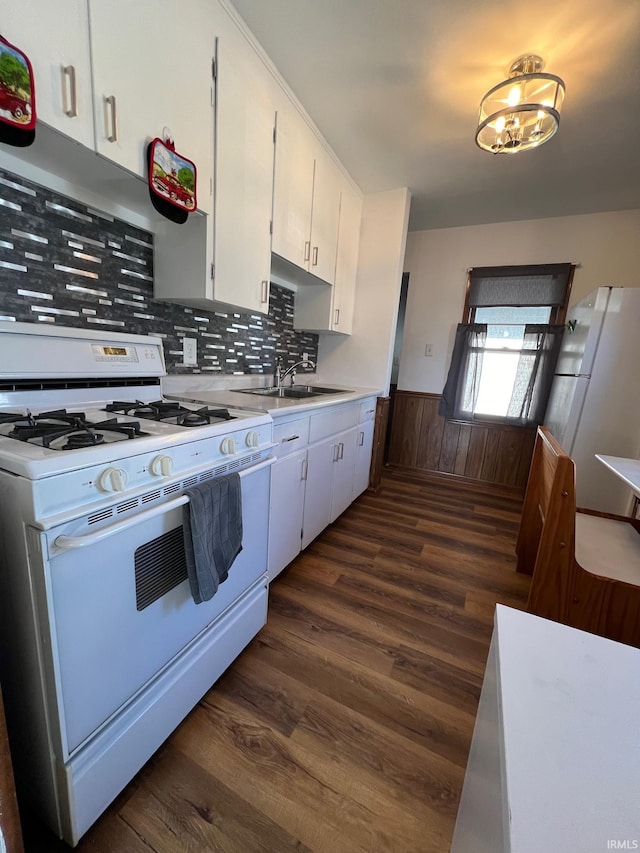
xmin=220 ymin=437 xmax=237 ymax=456
xmin=150 ymin=454 xmax=173 ymax=477
xmin=246 ymin=430 xmax=260 ymax=448
xmin=97 ymin=466 xmax=128 ymax=493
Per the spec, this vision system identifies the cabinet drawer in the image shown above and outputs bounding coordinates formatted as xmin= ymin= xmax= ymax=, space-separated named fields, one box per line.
xmin=359 ymin=398 xmax=377 ymax=423
xmin=273 ymin=416 xmax=310 ymax=457
xmin=309 ymin=404 xmax=359 ymax=444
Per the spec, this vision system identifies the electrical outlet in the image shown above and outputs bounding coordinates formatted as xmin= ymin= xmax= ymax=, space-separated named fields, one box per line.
xmin=425 ymin=343 xmax=434 ymax=357
xmin=302 ymin=352 xmax=309 ymax=362
xmin=183 ymin=337 xmax=197 ymax=365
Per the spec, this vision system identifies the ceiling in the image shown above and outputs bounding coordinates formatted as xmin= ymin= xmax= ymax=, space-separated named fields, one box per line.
xmin=229 ymin=0 xmax=640 ymax=231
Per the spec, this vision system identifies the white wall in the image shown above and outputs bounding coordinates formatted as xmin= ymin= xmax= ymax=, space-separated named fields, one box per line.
xmin=400 ymin=209 xmax=640 ymax=394
xmin=318 ymin=187 xmax=411 ymax=394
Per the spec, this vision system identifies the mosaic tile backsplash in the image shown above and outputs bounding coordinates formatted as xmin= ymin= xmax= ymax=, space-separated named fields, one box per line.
xmin=0 ymin=168 xmax=318 ymax=375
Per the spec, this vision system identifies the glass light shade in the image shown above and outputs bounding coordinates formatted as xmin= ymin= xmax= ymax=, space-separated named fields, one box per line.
xmin=476 ymin=57 xmax=565 ymax=154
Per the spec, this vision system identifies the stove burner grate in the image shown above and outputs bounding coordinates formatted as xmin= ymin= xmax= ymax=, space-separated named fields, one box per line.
xmin=2 ymin=409 xmax=148 ymax=450
xmin=104 ymin=401 xmax=235 ymax=426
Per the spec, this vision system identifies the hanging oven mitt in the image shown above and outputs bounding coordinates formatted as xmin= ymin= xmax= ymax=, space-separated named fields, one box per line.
xmin=0 ymin=34 xmax=36 ymax=147
xmin=147 ymin=135 xmax=197 ymax=224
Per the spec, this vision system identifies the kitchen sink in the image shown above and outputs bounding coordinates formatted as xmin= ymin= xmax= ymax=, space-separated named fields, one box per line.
xmin=237 ymin=385 xmax=348 ymax=399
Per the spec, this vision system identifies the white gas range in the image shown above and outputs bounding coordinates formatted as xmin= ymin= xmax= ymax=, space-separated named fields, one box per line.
xmin=0 ymin=322 xmax=274 ymax=845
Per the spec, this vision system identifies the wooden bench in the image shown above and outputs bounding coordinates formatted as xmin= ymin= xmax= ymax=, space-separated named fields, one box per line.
xmin=516 ymin=426 xmax=640 ymax=648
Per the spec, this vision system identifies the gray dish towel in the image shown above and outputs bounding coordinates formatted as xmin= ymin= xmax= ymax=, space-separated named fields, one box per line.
xmin=182 ymin=473 xmax=243 ymax=604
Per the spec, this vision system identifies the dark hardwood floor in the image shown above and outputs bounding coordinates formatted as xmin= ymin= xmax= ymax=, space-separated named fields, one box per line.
xmin=21 ymin=470 xmax=530 ymax=852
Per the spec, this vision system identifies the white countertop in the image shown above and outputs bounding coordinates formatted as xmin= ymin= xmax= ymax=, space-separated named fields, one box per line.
xmin=495 ymin=606 xmax=640 ymax=852
xmin=161 ymin=376 xmax=383 ymax=418
xmin=596 ymin=454 xmax=640 ymax=498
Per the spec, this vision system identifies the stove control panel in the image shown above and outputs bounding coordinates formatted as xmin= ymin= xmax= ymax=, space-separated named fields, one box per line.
xmin=26 ymin=417 xmax=274 ymax=523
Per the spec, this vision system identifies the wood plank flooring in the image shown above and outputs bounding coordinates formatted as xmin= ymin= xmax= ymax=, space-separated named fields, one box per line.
xmin=20 ymin=471 xmax=530 ymax=852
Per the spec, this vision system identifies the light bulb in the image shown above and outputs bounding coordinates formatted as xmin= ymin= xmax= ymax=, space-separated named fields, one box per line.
xmin=508 ymin=85 xmax=521 ymax=107
xmin=495 ymin=115 xmax=506 ymax=132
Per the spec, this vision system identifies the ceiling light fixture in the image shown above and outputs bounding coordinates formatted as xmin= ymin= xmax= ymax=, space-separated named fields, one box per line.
xmin=475 ymin=54 xmax=565 ymax=154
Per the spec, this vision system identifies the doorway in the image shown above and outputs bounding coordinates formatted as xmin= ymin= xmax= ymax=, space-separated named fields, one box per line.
xmin=384 ymin=271 xmax=409 ymax=462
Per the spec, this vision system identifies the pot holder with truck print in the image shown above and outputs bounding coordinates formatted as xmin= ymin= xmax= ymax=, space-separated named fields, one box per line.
xmin=0 ymin=34 xmax=36 ymax=147
xmin=147 ymin=135 xmax=197 ymax=224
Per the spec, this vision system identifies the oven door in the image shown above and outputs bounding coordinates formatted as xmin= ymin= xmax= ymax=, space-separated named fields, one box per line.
xmin=39 ymin=457 xmax=272 ymax=759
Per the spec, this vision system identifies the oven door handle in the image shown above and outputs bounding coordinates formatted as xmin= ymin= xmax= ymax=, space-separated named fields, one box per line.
xmin=53 ymin=456 xmax=275 ymax=551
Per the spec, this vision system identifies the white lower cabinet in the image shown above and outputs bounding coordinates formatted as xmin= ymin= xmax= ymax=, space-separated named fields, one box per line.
xmin=302 ymin=425 xmax=357 ymax=549
xmin=301 ymin=437 xmax=336 ymax=550
xmin=267 ymin=450 xmax=307 ymax=581
xmin=268 ymin=400 xmax=375 ymax=581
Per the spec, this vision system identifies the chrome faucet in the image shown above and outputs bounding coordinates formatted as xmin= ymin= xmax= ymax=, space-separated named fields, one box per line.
xmin=275 ymin=359 xmax=316 ymax=388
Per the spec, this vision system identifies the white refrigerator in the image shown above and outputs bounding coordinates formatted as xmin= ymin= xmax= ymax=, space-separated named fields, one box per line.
xmin=544 ymin=286 xmax=640 ymax=515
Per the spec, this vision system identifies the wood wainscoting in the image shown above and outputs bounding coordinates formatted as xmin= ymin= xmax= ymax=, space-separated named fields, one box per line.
xmin=388 ymin=390 xmax=536 ymax=493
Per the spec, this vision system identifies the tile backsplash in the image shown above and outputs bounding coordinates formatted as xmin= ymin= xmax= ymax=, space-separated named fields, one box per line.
xmin=0 ymin=168 xmax=318 ymax=375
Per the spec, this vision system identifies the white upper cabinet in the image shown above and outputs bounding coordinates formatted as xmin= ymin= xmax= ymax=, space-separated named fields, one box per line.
xmin=271 ymin=99 xmax=315 ymax=270
xmin=153 ymin=2 xmax=277 ymax=313
xmin=2 ymin=0 xmax=94 ymax=148
xmin=88 ymin=0 xmax=214 ymax=215
xmin=331 ymin=178 xmax=362 ymax=333
xmin=272 ymin=100 xmax=341 ymax=286
xmin=212 ymin=11 xmax=276 ymax=313
xmin=293 ymin=176 xmax=362 ymax=335
xmin=308 ymin=150 xmax=341 ymax=285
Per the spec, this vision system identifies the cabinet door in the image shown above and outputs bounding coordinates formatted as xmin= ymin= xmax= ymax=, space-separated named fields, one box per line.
xmin=213 ymin=19 xmax=275 ymax=313
xmin=331 ymin=181 xmax=362 ymax=333
xmin=2 ymin=0 xmax=94 ymax=147
xmin=272 ymin=98 xmax=315 ymax=269
xmin=89 ymin=0 xmax=214 ymax=215
xmin=302 ymin=437 xmax=336 ymax=549
xmin=308 ymin=150 xmax=341 ymax=286
xmin=330 ymin=427 xmax=358 ymax=522
xmin=352 ymin=419 xmax=375 ymax=500
xmin=268 ymin=450 xmax=306 ymax=581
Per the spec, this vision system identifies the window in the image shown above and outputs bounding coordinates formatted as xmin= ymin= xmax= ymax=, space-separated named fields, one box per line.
xmin=439 ymin=264 xmax=574 ymax=426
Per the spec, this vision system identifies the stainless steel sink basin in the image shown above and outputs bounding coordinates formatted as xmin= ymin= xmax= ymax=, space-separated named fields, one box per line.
xmin=236 ymin=385 xmax=347 ymax=399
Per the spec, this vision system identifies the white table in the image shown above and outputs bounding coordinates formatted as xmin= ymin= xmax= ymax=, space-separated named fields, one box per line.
xmin=451 ymin=605 xmax=640 ymax=853
xmin=596 ymin=455 xmax=640 ymax=516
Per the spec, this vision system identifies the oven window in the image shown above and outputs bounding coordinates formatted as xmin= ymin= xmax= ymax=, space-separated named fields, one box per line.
xmin=134 ymin=527 xmax=187 ymax=610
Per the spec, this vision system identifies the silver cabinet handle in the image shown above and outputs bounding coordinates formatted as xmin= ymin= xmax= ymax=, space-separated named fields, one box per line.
xmin=282 ymin=435 xmax=300 ymax=443
xmin=304 ymin=241 xmax=311 ymax=263
xmin=301 ymin=458 xmax=308 ymax=481
xmin=104 ymin=95 xmax=118 ymax=142
xmin=338 ymin=442 xmax=344 ymax=460
xmin=261 ymin=280 xmax=269 ymax=304
xmin=333 ymin=444 xmax=340 ymax=462
xmin=62 ymin=65 xmax=78 ymax=117
xmin=312 ymin=245 xmax=319 ymax=267
xmin=359 ymin=431 xmax=365 ymax=447
xmin=334 ymin=308 xmax=340 ymax=326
